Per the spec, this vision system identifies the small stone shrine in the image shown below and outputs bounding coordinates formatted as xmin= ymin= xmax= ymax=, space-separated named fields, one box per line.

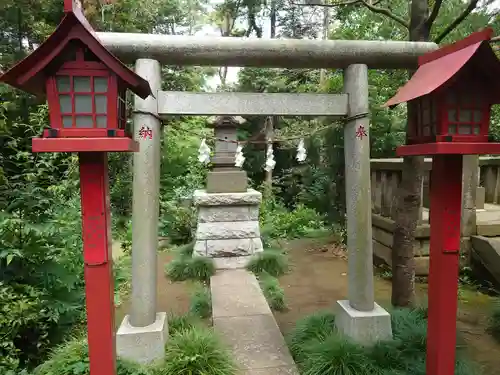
xmin=193 ymin=116 xmax=263 ymax=267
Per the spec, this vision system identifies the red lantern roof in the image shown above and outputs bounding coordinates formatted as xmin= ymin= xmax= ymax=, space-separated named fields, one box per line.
xmin=0 ymin=0 xmax=151 ymax=99
xmin=384 ymin=28 xmax=500 ymax=108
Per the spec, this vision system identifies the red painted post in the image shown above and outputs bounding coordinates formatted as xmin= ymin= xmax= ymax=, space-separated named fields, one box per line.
xmin=79 ymin=152 xmax=116 ymax=375
xmin=426 ymin=154 xmax=462 ymax=375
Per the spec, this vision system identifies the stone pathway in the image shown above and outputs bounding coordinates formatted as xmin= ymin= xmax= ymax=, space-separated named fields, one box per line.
xmin=210 ymin=269 xmax=299 ymax=375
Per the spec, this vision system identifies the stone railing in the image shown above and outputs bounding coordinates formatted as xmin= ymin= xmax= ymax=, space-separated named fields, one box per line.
xmin=370 ymin=156 xmax=500 ymax=275
xmin=479 ymin=157 xmax=500 ymax=205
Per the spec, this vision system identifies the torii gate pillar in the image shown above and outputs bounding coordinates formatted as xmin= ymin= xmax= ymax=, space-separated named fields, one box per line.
xmin=335 ymin=64 xmax=393 ymax=344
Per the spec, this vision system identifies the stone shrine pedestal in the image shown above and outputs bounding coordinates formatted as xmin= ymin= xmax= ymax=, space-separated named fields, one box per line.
xmin=193 ymin=189 xmax=263 ymax=269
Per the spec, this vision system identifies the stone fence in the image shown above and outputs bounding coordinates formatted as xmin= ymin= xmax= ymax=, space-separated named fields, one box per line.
xmin=370 ymin=156 xmax=500 ymax=275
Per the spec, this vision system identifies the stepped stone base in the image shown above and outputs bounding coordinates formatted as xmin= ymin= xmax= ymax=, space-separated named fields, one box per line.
xmin=193 ymin=189 xmax=263 ymax=258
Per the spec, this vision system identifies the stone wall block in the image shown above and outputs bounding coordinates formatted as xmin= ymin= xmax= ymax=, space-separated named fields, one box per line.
xmin=207 ymin=239 xmax=253 ymax=257
xmin=193 ymin=240 xmax=207 ymax=256
xmin=196 ymin=221 xmax=260 ymax=240
xmin=198 ymin=205 xmax=259 ymax=223
xmin=193 ymin=189 xmax=262 ymax=206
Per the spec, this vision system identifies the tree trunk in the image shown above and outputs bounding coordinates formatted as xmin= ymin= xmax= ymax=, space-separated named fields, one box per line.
xmin=391 ymin=0 xmax=430 ymax=307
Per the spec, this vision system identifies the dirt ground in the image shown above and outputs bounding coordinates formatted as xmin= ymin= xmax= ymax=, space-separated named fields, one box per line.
xmin=273 ymin=236 xmax=500 ymax=374
xmin=116 ymin=237 xmax=500 ymax=373
xmin=115 ymin=251 xmax=193 ymax=326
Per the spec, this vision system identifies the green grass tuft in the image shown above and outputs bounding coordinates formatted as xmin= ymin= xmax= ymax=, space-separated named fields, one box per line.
xmin=189 ymin=284 xmax=212 ymax=319
xmin=168 ymin=313 xmax=202 ymax=336
xmin=286 ymin=310 xmax=335 ymax=362
xmin=488 ymin=298 xmax=500 ymax=343
xmin=165 ymin=256 xmax=215 ymax=282
xmin=175 ymin=242 xmax=195 ymax=257
xmin=246 ymin=249 xmax=288 ymax=277
xmin=288 ymin=307 xmax=483 ymax=375
xmin=34 ymin=336 xmax=152 ymax=375
xmin=258 ymin=271 xmax=287 ymax=311
xmin=301 ymin=333 xmax=377 ymax=375
xmin=156 ymin=326 xmax=237 ymax=375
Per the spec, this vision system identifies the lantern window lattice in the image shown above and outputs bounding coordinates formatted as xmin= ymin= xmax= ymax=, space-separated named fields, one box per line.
xmin=46 ymin=45 xmax=129 ymax=136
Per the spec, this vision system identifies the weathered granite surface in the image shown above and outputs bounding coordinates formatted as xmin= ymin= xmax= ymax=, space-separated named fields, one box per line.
xmin=211 ymin=270 xmax=299 ymax=374
xmin=193 ymin=189 xmax=263 ymax=258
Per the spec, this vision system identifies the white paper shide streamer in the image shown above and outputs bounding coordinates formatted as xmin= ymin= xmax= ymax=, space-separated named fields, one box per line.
xmin=296 ymin=138 xmax=307 ymax=162
xmin=198 ymin=138 xmax=211 ymax=164
xmin=234 ymin=144 xmax=245 ymax=168
xmin=264 ymin=144 xmax=276 ymax=172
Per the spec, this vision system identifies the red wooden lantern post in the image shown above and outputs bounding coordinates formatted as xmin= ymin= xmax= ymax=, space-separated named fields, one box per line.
xmin=0 ymin=2 xmax=151 ymax=375
xmin=385 ymin=28 xmax=500 ymax=375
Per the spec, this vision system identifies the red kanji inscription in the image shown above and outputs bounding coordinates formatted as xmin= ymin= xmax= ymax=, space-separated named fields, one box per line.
xmin=139 ymin=126 xmax=153 ymax=140
xmin=355 ymin=125 xmax=367 ymax=140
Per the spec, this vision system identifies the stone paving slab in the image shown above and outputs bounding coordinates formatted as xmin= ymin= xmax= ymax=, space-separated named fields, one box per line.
xmin=211 ymin=277 xmax=271 ymax=318
xmin=214 ymin=315 xmax=296 ymax=370
xmin=211 ymin=269 xmax=258 ymax=287
xmin=211 ymin=269 xmax=298 ymax=374
xmin=240 ymin=366 xmax=300 ymax=375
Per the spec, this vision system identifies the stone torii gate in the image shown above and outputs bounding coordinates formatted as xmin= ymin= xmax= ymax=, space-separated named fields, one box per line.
xmin=105 ymin=33 xmax=438 ymax=363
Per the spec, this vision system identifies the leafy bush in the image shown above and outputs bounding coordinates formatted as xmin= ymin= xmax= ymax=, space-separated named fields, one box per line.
xmin=260 ymin=194 xmax=327 ymax=240
xmin=190 ymin=284 xmax=212 ymax=319
xmin=246 ymin=249 xmax=288 ymax=277
xmin=160 ymin=203 xmax=196 ymax=245
xmin=34 ymin=337 xmax=152 ymax=375
xmin=488 ymin=298 xmax=500 ymax=343
xmin=258 ymin=271 xmax=287 ymax=311
xmin=0 ymin=194 xmax=86 ymax=372
xmin=165 ymin=255 xmax=215 ymax=282
xmin=156 ymin=326 xmax=236 ymax=375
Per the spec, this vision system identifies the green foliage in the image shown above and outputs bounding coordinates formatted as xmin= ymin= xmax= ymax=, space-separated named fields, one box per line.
xmin=301 ymin=334 xmax=376 ymax=375
xmin=260 ymin=194 xmax=327 ymax=240
xmin=167 ymin=313 xmax=202 ymax=336
xmin=258 ymin=271 xmax=287 ymax=311
xmin=175 ymin=242 xmax=195 ymax=257
xmin=165 ymin=255 xmax=215 ymax=282
xmin=246 ymin=249 xmax=288 ymax=277
xmin=288 ymin=308 xmax=482 ymax=375
xmin=488 ymin=299 xmax=500 ymax=343
xmin=287 ymin=310 xmax=336 ymax=363
xmin=156 ymin=326 xmax=237 ymax=375
xmin=189 ymin=284 xmax=212 ymax=319
xmin=34 ymin=337 xmax=152 ymax=375
xmin=160 ymin=203 xmax=196 ymax=245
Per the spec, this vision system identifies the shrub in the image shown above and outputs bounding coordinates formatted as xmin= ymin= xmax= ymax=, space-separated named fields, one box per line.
xmin=160 ymin=203 xmax=196 ymax=245
xmin=34 ymin=337 xmax=152 ymax=375
xmin=189 ymin=284 xmax=212 ymax=319
xmin=287 ymin=310 xmax=335 ymax=362
xmin=258 ymin=272 xmax=287 ymax=311
xmin=246 ymin=249 xmax=288 ymax=277
xmin=165 ymin=256 xmax=215 ymax=282
xmin=260 ymin=197 xmax=327 ymax=240
xmin=156 ymin=326 xmax=236 ymax=375
xmin=488 ymin=298 xmax=500 ymax=343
